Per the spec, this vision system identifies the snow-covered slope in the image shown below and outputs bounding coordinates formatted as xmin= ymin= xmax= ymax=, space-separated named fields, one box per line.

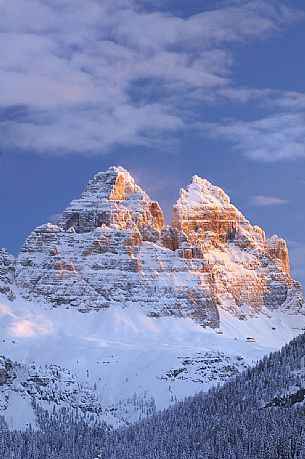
xmin=0 ymin=290 xmax=304 ymax=428
xmin=96 ymin=333 xmax=305 ymax=459
xmin=0 ymin=166 xmax=304 ymax=429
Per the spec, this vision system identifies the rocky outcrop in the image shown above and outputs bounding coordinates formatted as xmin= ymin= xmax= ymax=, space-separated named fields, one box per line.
xmin=0 ymin=358 xmax=103 ymax=417
xmin=0 ymin=249 xmax=16 ymax=301
xmin=14 ymin=167 xmax=303 ymax=326
xmin=0 ymin=356 xmax=13 ymax=386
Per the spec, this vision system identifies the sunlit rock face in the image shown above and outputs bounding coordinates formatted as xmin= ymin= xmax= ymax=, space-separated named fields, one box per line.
xmin=57 ymin=166 xmax=164 ymax=237
xmin=172 ymin=176 xmax=302 ymax=316
xmin=0 ymin=249 xmax=16 ymax=301
xmin=14 ymin=167 xmax=303 ymax=326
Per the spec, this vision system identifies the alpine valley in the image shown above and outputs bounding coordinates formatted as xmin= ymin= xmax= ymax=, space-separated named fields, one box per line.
xmin=0 ymin=166 xmax=304 ymax=431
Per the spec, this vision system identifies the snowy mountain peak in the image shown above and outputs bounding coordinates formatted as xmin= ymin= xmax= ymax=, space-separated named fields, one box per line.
xmin=172 ymin=176 xmax=254 ymax=247
xmin=85 ymin=166 xmax=144 ymax=201
xmin=57 ymin=166 xmax=164 ymax=234
xmin=177 ymin=175 xmax=231 ymax=209
xmin=3 ymin=165 xmax=300 ymax=323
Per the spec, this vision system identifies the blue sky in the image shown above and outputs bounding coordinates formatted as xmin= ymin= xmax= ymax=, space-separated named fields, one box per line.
xmin=0 ymin=0 xmax=305 ymax=285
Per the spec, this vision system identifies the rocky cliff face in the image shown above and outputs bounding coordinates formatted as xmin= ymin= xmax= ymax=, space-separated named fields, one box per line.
xmin=0 ymin=249 xmax=16 ymax=301
xmin=0 ymin=356 xmax=104 ymax=420
xmin=13 ymin=166 xmax=303 ymax=327
xmin=0 ymin=356 xmax=13 ymax=387
xmin=57 ymin=167 xmax=164 ymax=237
xmin=172 ymin=176 xmax=302 ymax=316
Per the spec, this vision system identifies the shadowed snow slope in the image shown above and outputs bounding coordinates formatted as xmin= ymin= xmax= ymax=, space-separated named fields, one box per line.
xmin=0 ymin=290 xmax=304 ymax=428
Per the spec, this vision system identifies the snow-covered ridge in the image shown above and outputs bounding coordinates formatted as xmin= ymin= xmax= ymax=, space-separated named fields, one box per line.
xmin=177 ymin=175 xmax=232 ymax=209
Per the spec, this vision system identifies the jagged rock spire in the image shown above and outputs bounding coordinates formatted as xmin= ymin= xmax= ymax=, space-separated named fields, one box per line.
xmin=58 ymin=166 xmax=164 ymax=234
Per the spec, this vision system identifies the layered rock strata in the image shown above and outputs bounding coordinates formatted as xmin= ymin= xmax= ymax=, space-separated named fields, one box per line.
xmin=0 ymin=249 xmax=16 ymax=301
xmin=14 ymin=166 xmax=303 ymax=326
xmin=172 ymin=177 xmax=302 ymax=316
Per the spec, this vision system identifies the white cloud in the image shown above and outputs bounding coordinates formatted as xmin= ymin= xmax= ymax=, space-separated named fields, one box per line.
xmin=202 ymin=113 xmax=305 ymax=161
xmin=0 ymin=302 xmax=53 ymax=337
xmin=0 ymin=103 xmax=183 ymax=152
xmin=272 ymin=91 xmax=305 ymax=111
xmin=250 ymin=195 xmax=288 ymax=207
xmin=217 ymin=87 xmax=305 ymax=111
xmin=0 ymin=0 xmax=301 ymax=154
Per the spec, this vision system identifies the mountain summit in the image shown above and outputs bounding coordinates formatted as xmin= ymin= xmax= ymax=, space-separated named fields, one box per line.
xmin=11 ymin=166 xmax=302 ymax=327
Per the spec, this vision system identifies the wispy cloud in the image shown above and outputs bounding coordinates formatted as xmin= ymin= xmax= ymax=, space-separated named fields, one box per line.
xmin=0 ymin=0 xmax=301 ymax=154
xmin=217 ymin=88 xmax=305 ymax=110
xmin=9 ymin=318 xmax=53 ymax=338
xmin=202 ymin=113 xmax=305 ymax=161
xmin=250 ymin=195 xmax=288 ymax=207
xmin=0 ymin=302 xmax=53 ymax=337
